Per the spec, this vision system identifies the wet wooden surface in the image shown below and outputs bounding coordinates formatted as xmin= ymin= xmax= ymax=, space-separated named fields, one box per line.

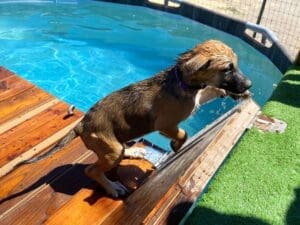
xmin=143 ymin=99 xmax=260 ymax=225
xmin=0 ymin=67 xmax=260 ymax=225
xmin=0 ymin=67 xmax=155 ymax=225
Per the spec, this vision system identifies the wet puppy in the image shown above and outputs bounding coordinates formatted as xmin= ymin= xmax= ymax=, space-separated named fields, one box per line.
xmin=23 ymin=40 xmax=252 ymax=197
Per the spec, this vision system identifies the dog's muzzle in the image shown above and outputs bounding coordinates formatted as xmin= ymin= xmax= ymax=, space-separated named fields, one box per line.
xmin=220 ymin=71 xmax=252 ymax=94
xmin=243 ymin=79 xmax=252 ymax=91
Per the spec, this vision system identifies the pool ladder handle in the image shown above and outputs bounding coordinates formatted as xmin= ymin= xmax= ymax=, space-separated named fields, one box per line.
xmin=167 ymin=0 xmax=278 ymax=47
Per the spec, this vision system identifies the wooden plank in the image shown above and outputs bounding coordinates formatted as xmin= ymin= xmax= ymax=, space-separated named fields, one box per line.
xmin=0 ymin=117 xmax=83 ymax=177
xmin=0 ymin=99 xmax=60 ymax=134
xmin=43 ymin=159 xmax=154 ymax=225
xmin=0 ymin=67 xmax=14 ymax=80
xmin=0 ymin=141 xmax=94 ymax=225
xmin=0 ymin=101 xmax=81 ymax=147
xmin=177 ymin=99 xmax=259 ymax=187
xmin=143 ymin=99 xmax=260 ymax=225
xmin=0 ymin=102 xmax=83 ymax=168
xmin=0 ymin=86 xmax=54 ymax=124
xmin=0 ymin=102 xmax=73 ymax=147
xmin=144 ymin=188 xmax=194 ymax=225
xmin=0 ymin=75 xmax=34 ymax=102
xmin=142 ymin=145 xmax=222 ymax=225
xmin=0 ymin=138 xmax=88 ymax=215
xmin=143 ymin=183 xmax=181 ymax=225
xmin=45 ymin=190 xmax=123 ymax=225
xmin=0 ymin=155 xmax=154 ymax=225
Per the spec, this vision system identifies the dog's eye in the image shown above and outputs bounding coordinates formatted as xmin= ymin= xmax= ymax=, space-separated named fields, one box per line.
xmin=221 ymin=63 xmax=234 ymax=74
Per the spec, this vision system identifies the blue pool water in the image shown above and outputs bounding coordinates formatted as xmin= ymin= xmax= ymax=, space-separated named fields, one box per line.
xmin=0 ymin=0 xmax=282 ymax=149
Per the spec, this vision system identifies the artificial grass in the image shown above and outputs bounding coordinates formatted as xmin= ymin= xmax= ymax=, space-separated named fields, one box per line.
xmin=184 ymin=66 xmax=300 ymax=225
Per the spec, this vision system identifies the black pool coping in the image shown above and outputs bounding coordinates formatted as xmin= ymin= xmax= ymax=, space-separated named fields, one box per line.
xmin=97 ymin=0 xmax=292 ymax=73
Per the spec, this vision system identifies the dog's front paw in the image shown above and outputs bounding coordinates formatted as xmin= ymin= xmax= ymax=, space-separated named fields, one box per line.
xmin=170 ymin=140 xmax=181 ymax=152
xmin=241 ymin=90 xmax=252 ymax=99
xmin=108 ymin=181 xmax=129 ymax=198
xmin=124 ymin=146 xmax=146 ymax=159
xmin=170 ymin=132 xmax=188 ymax=152
xmin=219 ymin=89 xmax=227 ymax=98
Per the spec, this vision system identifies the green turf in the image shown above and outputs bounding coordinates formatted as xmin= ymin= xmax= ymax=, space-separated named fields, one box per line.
xmin=184 ymin=66 xmax=300 ymax=225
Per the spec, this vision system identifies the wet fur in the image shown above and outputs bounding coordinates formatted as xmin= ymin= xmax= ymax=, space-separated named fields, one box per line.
xmin=19 ymin=40 xmax=252 ymax=197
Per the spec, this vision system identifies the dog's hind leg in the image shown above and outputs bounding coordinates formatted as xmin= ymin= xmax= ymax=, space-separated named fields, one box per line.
xmin=85 ymin=163 xmax=128 ymax=198
xmin=83 ymin=135 xmax=128 ymax=198
xmin=159 ymin=126 xmax=187 ymax=152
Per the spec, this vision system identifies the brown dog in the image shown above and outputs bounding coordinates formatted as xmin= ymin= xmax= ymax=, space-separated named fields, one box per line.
xmin=20 ymin=40 xmax=251 ymax=197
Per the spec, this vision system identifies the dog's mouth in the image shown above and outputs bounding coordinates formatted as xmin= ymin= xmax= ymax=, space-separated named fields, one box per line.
xmin=218 ymin=71 xmax=252 ymax=96
xmin=226 ymin=90 xmax=252 ymax=100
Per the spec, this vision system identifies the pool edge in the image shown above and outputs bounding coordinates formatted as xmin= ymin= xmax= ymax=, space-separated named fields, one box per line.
xmin=97 ymin=0 xmax=292 ymax=74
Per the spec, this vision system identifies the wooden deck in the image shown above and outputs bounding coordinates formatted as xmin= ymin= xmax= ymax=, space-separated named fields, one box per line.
xmin=0 ymin=67 xmax=260 ymax=225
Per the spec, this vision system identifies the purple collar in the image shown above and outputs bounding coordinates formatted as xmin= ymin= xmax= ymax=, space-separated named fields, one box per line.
xmin=173 ymin=66 xmax=207 ymax=91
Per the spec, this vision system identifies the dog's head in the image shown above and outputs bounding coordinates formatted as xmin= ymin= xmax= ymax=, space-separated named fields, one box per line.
xmin=177 ymin=40 xmax=252 ymax=95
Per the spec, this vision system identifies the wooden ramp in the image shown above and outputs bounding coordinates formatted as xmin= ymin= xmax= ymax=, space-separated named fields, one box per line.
xmin=0 ymin=67 xmax=260 ymax=225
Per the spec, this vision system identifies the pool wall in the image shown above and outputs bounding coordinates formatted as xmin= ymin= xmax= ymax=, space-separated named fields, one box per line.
xmin=98 ymin=0 xmax=292 ymax=73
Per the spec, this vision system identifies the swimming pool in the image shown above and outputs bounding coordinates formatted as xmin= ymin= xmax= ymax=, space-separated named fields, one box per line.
xmin=0 ymin=0 xmax=282 ymax=149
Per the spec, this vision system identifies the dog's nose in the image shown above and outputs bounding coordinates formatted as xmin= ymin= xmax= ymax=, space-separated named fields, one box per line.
xmin=244 ymin=79 xmax=252 ymax=89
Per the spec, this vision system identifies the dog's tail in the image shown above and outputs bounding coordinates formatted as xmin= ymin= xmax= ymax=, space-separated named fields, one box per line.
xmin=22 ymin=105 xmax=79 ymax=164
xmin=23 ymin=129 xmax=78 ymax=164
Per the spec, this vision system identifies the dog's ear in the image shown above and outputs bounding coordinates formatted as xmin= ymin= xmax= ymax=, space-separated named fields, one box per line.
xmin=187 ymin=55 xmax=211 ymax=71
xmin=179 ymin=52 xmax=211 ymax=74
